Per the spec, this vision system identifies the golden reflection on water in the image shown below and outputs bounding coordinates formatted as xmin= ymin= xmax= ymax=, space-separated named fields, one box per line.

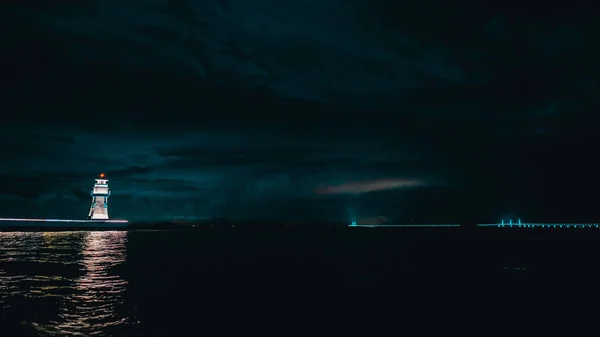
xmin=0 ymin=231 xmax=129 ymax=336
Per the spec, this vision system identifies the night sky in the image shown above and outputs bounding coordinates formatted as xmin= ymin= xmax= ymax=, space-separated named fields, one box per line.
xmin=1 ymin=1 xmax=598 ymax=223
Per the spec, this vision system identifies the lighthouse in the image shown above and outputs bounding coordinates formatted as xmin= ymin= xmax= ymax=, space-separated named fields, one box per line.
xmin=88 ymin=173 xmax=111 ymax=220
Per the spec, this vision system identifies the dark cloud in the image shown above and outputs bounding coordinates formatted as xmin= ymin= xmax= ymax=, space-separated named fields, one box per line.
xmin=0 ymin=1 xmax=598 ymax=222
xmin=128 ymin=178 xmax=200 ymax=193
xmin=70 ymin=188 xmax=89 ymax=201
xmin=0 ymin=175 xmax=43 ymax=200
xmin=109 ymin=166 xmax=155 ymax=177
xmin=155 ymin=145 xmax=328 ymax=169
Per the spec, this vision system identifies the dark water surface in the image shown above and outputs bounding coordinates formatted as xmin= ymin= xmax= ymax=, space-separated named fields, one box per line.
xmin=1 ymin=229 xmax=598 ymax=335
xmin=0 ymin=231 xmax=132 ymax=336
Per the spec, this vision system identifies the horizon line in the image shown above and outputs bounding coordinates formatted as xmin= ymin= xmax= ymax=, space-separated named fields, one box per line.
xmin=0 ymin=218 xmax=128 ymax=223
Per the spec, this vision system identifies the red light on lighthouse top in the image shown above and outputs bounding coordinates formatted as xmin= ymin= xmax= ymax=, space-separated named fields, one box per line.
xmin=99 ymin=173 xmax=105 ymax=178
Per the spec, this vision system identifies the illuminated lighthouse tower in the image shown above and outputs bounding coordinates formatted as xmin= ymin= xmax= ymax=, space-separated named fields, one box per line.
xmin=88 ymin=173 xmax=111 ymax=220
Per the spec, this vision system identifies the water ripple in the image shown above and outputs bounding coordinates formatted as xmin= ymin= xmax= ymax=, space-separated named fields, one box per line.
xmin=0 ymin=231 xmax=131 ymax=336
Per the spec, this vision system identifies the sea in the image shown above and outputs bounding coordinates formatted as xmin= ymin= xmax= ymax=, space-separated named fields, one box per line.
xmin=1 ymin=228 xmax=598 ymax=335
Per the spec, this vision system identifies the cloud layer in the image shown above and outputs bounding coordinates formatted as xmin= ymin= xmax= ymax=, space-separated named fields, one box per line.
xmin=1 ymin=1 xmax=599 ymax=222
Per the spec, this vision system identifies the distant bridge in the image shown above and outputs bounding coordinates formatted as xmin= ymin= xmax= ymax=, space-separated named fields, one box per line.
xmin=477 ymin=220 xmax=599 ymax=228
xmin=348 ymin=220 xmax=600 ymax=228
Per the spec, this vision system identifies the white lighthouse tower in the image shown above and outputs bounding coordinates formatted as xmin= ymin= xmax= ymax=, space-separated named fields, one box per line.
xmin=88 ymin=173 xmax=111 ymax=220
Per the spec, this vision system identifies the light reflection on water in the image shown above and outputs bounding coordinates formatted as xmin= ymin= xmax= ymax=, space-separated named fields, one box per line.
xmin=0 ymin=231 xmax=130 ymax=336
